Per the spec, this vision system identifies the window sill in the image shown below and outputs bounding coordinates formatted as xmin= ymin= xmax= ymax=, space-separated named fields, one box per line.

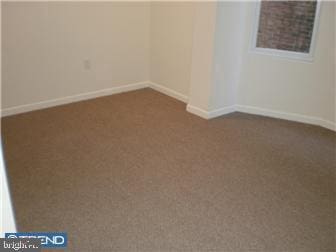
xmin=249 ymin=47 xmax=314 ymax=63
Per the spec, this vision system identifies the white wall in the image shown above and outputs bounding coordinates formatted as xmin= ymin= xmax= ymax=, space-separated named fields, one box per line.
xmin=150 ymin=2 xmax=195 ymax=100
xmin=0 ymin=145 xmax=17 ymax=237
xmin=188 ymin=1 xmax=335 ymax=129
xmin=2 ymin=1 xmax=335 ymax=129
xmin=236 ymin=2 xmax=335 ymax=126
xmin=210 ymin=2 xmax=246 ymax=110
xmin=188 ymin=2 xmax=217 ymax=113
xmin=2 ymin=2 xmax=150 ymax=110
xmin=0 ymin=2 xmax=17 ymax=236
xmin=187 ymin=2 xmax=244 ymax=117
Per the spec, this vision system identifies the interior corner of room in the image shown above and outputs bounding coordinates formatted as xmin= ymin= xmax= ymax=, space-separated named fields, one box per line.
xmin=1 ymin=1 xmax=334 ymax=130
xmin=0 ymin=1 xmax=335 ymax=251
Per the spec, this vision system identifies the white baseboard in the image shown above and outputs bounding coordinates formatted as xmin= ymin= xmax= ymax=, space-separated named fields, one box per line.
xmin=1 ymin=81 xmax=334 ymax=132
xmin=1 ymin=81 xmax=149 ymax=117
xmin=1 ymin=81 xmax=188 ymax=117
xmin=186 ymin=104 xmax=235 ymax=119
xmin=186 ymin=105 xmax=209 ymax=119
xmin=318 ymin=120 xmax=336 ymax=131
xmin=148 ymin=82 xmax=189 ymax=103
xmin=208 ymin=106 xmax=236 ymax=119
xmin=186 ymin=103 xmax=335 ymax=131
xmin=235 ymin=105 xmax=336 ymax=131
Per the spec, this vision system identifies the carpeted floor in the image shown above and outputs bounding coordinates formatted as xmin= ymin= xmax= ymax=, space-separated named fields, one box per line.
xmin=2 ymin=88 xmax=335 ymax=251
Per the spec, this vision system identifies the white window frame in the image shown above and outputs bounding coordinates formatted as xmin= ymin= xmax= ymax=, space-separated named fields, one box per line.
xmin=250 ymin=0 xmax=321 ymax=62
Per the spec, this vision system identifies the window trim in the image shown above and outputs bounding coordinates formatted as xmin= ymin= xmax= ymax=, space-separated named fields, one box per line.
xmin=250 ymin=1 xmax=321 ymax=62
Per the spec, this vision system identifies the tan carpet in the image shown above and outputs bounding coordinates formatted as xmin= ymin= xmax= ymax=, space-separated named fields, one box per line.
xmin=2 ymin=88 xmax=335 ymax=251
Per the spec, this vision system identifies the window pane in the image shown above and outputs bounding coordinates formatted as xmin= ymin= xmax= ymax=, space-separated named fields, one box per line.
xmin=256 ymin=1 xmax=317 ymax=53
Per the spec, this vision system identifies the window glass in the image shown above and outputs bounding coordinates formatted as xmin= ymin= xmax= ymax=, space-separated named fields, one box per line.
xmin=256 ymin=1 xmax=317 ymax=53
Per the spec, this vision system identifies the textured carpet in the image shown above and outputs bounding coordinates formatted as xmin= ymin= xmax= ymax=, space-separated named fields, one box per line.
xmin=2 ymin=88 xmax=335 ymax=251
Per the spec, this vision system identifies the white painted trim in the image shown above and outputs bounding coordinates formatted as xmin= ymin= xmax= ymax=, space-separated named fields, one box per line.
xmin=1 ymin=81 xmax=189 ymax=117
xmin=250 ymin=1 xmax=322 ymax=63
xmin=148 ymin=82 xmax=189 ymax=103
xmin=208 ymin=106 xmax=236 ymax=119
xmin=0 ymin=144 xmax=17 ymax=237
xmin=318 ymin=120 xmax=336 ymax=132
xmin=186 ymin=104 xmax=235 ymax=120
xmin=186 ymin=105 xmax=209 ymax=119
xmin=1 ymin=81 xmax=334 ymax=131
xmin=187 ymin=103 xmax=335 ymax=131
xmin=1 ymin=81 xmax=149 ymax=117
xmin=235 ymin=104 xmax=335 ymax=131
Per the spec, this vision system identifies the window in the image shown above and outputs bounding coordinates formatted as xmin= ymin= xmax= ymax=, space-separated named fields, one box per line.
xmin=251 ymin=1 xmax=321 ymax=61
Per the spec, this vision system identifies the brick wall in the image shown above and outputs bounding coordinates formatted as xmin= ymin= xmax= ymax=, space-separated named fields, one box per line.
xmin=256 ymin=1 xmax=317 ymax=53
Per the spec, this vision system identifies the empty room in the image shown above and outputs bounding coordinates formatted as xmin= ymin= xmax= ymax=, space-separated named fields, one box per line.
xmin=0 ymin=1 xmax=335 ymax=251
